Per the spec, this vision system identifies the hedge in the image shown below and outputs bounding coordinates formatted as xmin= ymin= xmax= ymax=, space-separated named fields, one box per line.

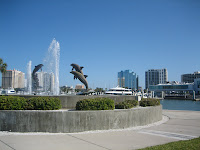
xmin=76 ymin=98 xmax=115 ymax=110
xmin=0 ymin=96 xmax=27 ymax=110
xmin=26 ymin=97 xmax=61 ymax=110
xmin=115 ymin=100 xmax=138 ymax=109
xmin=139 ymin=98 xmax=160 ymax=107
xmin=0 ymin=96 xmax=61 ymax=110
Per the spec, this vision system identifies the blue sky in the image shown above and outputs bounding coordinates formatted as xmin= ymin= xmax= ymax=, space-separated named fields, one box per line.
xmin=0 ymin=0 xmax=200 ymax=89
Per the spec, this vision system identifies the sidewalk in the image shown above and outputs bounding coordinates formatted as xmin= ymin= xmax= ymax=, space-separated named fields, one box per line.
xmin=0 ymin=110 xmax=200 ymax=150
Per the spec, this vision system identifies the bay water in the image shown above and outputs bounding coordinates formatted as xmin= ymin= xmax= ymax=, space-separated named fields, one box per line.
xmin=160 ymin=99 xmax=200 ymax=111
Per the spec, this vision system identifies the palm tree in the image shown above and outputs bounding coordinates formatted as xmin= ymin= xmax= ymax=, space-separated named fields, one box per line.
xmin=0 ymin=58 xmax=7 ymax=73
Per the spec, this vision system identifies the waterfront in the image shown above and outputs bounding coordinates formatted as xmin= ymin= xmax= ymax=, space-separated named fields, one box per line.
xmin=160 ymin=99 xmax=200 ymax=111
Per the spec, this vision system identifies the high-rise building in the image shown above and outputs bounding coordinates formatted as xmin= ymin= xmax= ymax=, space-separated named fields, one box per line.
xmin=35 ymin=72 xmax=54 ymax=92
xmin=145 ymin=68 xmax=168 ymax=89
xmin=118 ymin=70 xmax=139 ymax=90
xmin=181 ymin=71 xmax=200 ymax=83
xmin=2 ymin=69 xmax=25 ymax=89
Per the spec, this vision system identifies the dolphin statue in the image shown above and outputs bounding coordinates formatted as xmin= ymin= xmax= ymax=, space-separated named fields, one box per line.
xmin=32 ymin=64 xmax=44 ymax=92
xmin=32 ymin=64 xmax=43 ymax=75
xmin=70 ymin=63 xmax=88 ymax=78
xmin=70 ymin=70 xmax=88 ymax=90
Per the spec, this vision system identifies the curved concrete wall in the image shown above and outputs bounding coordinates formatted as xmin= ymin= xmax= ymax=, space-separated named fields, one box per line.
xmin=0 ymin=105 xmax=162 ymax=133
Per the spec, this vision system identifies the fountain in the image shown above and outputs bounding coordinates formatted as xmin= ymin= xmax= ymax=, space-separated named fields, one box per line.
xmin=26 ymin=61 xmax=32 ymax=94
xmin=25 ymin=39 xmax=60 ymax=95
xmin=43 ymin=38 xmax=60 ymax=95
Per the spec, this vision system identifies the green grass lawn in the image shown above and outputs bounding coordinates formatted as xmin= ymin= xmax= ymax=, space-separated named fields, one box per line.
xmin=139 ymin=137 xmax=200 ymax=150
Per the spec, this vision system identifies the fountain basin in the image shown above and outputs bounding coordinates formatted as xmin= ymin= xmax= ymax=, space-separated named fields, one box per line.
xmin=0 ymin=105 xmax=162 ymax=133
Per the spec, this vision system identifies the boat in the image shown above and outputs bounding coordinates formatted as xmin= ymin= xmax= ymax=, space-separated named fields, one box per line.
xmin=105 ymin=86 xmax=132 ymax=95
xmin=1 ymin=88 xmax=16 ymax=95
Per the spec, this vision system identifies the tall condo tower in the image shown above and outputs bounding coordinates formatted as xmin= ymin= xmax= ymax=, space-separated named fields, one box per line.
xmin=118 ymin=70 xmax=139 ymax=91
xmin=145 ymin=68 xmax=168 ymax=89
xmin=2 ymin=69 xmax=25 ymax=89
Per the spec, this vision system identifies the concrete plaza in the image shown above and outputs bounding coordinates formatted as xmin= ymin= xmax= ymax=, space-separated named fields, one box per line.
xmin=0 ymin=110 xmax=200 ymax=150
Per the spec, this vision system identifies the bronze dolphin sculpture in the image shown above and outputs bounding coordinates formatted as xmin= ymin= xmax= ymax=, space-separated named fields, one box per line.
xmin=70 ymin=63 xmax=88 ymax=78
xmin=70 ymin=70 xmax=88 ymax=90
xmin=32 ymin=64 xmax=43 ymax=74
xmin=32 ymin=64 xmax=43 ymax=92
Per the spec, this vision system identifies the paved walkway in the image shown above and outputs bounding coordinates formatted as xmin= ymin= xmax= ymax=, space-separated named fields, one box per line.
xmin=0 ymin=110 xmax=200 ymax=150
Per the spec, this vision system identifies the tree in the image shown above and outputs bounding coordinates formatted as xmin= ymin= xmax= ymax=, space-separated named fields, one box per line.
xmin=60 ymin=86 xmax=68 ymax=93
xmin=94 ymin=87 xmax=105 ymax=92
xmin=0 ymin=58 xmax=7 ymax=73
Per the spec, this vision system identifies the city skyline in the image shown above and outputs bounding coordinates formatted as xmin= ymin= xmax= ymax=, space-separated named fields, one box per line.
xmin=1 ymin=67 xmax=199 ymax=90
xmin=0 ymin=0 xmax=200 ymax=89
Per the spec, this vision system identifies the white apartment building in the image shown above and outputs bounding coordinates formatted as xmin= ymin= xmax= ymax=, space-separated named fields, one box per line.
xmin=2 ymin=69 xmax=25 ymax=89
xmin=145 ymin=68 xmax=168 ymax=89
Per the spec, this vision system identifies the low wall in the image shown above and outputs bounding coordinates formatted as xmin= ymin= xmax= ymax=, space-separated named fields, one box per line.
xmin=0 ymin=105 xmax=162 ymax=133
xmin=21 ymin=95 xmax=137 ymax=109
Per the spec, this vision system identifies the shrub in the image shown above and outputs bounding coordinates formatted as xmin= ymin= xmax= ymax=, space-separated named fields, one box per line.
xmin=24 ymin=98 xmax=35 ymax=110
xmin=0 ymin=96 xmax=61 ymax=110
xmin=139 ymin=98 xmax=160 ymax=107
xmin=115 ymin=100 xmax=138 ymax=109
xmin=27 ymin=97 xmax=61 ymax=110
xmin=76 ymin=98 xmax=115 ymax=110
xmin=0 ymin=96 xmax=27 ymax=110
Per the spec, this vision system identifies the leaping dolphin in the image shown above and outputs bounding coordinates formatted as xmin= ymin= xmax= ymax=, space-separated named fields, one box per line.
xmin=70 ymin=70 xmax=88 ymax=90
xmin=32 ymin=64 xmax=43 ymax=92
xmin=70 ymin=63 xmax=88 ymax=78
xmin=32 ymin=64 xmax=43 ymax=75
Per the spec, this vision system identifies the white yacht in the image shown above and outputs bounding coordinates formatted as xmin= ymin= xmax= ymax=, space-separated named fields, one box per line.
xmin=105 ymin=86 xmax=132 ymax=95
xmin=1 ymin=89 xmax=16 ymax=95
